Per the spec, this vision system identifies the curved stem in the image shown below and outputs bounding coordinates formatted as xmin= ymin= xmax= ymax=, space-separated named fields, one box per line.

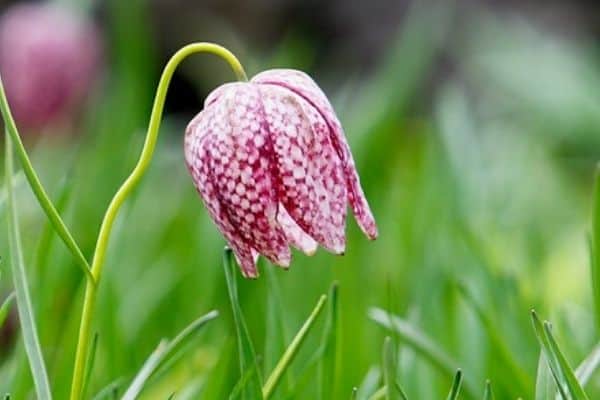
xmin=69 ymin=42 xmax=247 ymax=400
xmin=0 ymin=77 xmax=94 ymax=284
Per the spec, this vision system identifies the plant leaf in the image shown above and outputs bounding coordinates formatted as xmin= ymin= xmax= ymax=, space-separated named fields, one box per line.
xmin=446 ymin=369 xmax=463 ymax=400
xmin=535 ymin=352 xmax=555 ymax=400
xmin=382 ymin=336 xmax=407 ymax=400
xmin=575 ymin=343 xmax=600 ymax=386
xmin=592 ymin=165 xmax=600 ymax=332
xmin=0 ymin=292 xmax=15 ymax=328
xmin=482 ymin=380 xmax=494 ymax=400
xmin=223 ymin=248 xmax=263 ymax=400
xmin=369 ymin=307 xmax=477 ymax=399
xmin=121 ymin=310 xmax=218 ymax=400
xmin=318 ymin=282 xmax=339 ymax=400
xmin=262 ymin=293 xmax=327 ymax=399
xmin=4 ymin=135 xmax=53 ymax=400
xmin=82 ymin=333 xmax=100 ymax=400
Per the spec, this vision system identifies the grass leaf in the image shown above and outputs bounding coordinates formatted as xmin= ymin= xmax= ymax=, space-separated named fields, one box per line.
xmin=121 ymin=310 xmax=218 ymax=400
xmin=446 ymin=369 xmax=463 ymax=400
xmin=82 ymin=333 xmax=100 ymax=399
xmin=262 ymin=293 xmax=327 ymax=399
xmin=531 ymin=310 xmax=589 ymax=400
xmin=535 ymin=352 xmax=555 ymax=400
xmin=382 ymin=336 xmax=408 ymax=400
xmin=482 ymin=380 xmax=494 ymax=400
xmin=575 ymin=343 xmax=600 ymax=386
xmin=318 ymin=282 xmax=339 ymax=400
xmin=0 ymin=292 xmax=15 ymax=328
xmin=223 ymin=248 xmax=264 ymax=400
xmin=4 ymin=135 xmax=53 ymax=400
xmin=369 ymin=307 xmax=477 ymax=399
xmin=592 ymin=165 xmax=600 ymax=331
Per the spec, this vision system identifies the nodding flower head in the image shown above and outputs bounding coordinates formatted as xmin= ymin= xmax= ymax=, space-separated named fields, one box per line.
xmin=184 ymin=69 xmax=377 ymax=278
xmin=0 ymin=4 xmax=101 ymax=131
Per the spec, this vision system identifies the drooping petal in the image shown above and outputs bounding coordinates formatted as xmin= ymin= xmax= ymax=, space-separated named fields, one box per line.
xmin=277 ymin=204 xmax=318 ymax=256
xmin=260 ymin=84 xmax=347 ymax=254
xmin=184 ymin=104 xmax=258 ymax=278
xmin=252 ymin=69 xmax=378 ymax=240
xmin=207 ymin=84 xmax=291 ymax=268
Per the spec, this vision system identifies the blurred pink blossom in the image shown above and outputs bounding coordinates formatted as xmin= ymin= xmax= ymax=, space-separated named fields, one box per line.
xmin=185 ymin=69 xmax=377 ymax=278
xmin=0 ymin=3 xmax=101 ymax=130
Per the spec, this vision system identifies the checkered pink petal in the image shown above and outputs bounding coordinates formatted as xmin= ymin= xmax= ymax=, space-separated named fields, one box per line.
xmin=252 ymin=69 xmax=378 ymax=240
xmin=185 ymin=69 xmax=378 ymax=277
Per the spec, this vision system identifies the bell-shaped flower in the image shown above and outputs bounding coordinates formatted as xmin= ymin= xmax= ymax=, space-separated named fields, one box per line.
xmin=184 ymin=69 xmax=377 ymax=277
xmin=0 ymin=4 xmax=101 ymax=130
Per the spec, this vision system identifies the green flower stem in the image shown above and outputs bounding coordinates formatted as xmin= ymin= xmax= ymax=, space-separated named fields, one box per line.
xmin=69 ymin=42 xmax=247 ymax=400
xmin=0 ymin=77 xmax=94 ymax=283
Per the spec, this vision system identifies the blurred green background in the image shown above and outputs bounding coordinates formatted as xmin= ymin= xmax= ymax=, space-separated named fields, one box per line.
xmin=1 ymin=0 xmax=600 ymax=398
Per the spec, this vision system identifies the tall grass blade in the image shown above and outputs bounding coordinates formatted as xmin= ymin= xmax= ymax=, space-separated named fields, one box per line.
xmin=531 ymin=310 xmax=588 ymax=400
xmin=121 ymin=310 xmax=218 ymax=400
xmin=369 ymin=307 xmax=477 ymax=399
xmin=82 ymin=333 xmax=99 ymax=400
xmin=382 ymin=336 xmax=407 ymax=400
xmin=0 ymin=77 xmax=92 ymax=282
xmin=262 ymin=294 xmax=327 ymax=399
xmin=543 ymin=322 xmax=589 ymax=400
xmin=446 ymin=369 xmax=463 ymax=400
xmin=482 ymin=380 xmax=494 ymax=400
xmin=575 ymin=343 xmax=600 ymax=386
xmin=356 ymin=366 xmax=381 ymax=400
xmin=0 ymin=292 xmax=15 ymax=328
xmin=223 ymin=248 xmax=263 ymax=400
xmin=351 ymin=387 xmax=358 ymax=399
xmin=4 ymin=136 xmax=53 ymax=400
xmin=318 ymin=282 xmax=339 ymax=400
xmin=457 ymin=284 xmax=532 ymax=393
xmin=592 ymin=165 xmax=600 ymax=332
xmin=535 ymin=352 xmax=555 ymax=400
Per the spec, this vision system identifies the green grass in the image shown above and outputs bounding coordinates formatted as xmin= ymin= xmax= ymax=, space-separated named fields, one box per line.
xmin=1 ymin=0 xmax=600 ymax=398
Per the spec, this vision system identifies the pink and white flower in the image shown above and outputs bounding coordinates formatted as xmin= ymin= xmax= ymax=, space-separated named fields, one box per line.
xmin=184 ymin=69 xmax=377 ymax=277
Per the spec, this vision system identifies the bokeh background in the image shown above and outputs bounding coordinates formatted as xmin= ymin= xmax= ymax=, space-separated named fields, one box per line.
xmin=1 ymin=0 xmax=600 ymax=398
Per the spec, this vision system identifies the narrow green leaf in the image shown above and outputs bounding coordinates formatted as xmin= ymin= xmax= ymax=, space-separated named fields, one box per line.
xmin=446 ymin=369 xmax=463 ymax=400
xmin=369 ymin=307 xmax=477 ymax=399
xmin=121 ymin=310 xmax=218 ymax=400
xmin=575 ymin=343 xmax=600 ymax=386
xmin=230 ymin=362 xmax=260 ymax=400
xmin=0 ymin=292 xmax=15 ymax=328
xmin=367 ymin=387 xmax=386 ymax=400
xmin=531 ymin=311 xmax=569 ymax=400
xmin=262 ymin=294 xmax=327 ymax=399
xmin=0 ymin=76 xmax=93 ymax=282
xmin=91 ymin=378 xmax=124 ymax=400
xmin=382 ymin=337 xmax=407 ymax=400
xmin=543 ymin=321 xmax=589 ymax=400
xmin=351 ymin=387 xmax=358 ymax=400
xmin=592 ymin=165 xmax=600 ymax=332
xmin=223 ymin=249 xmax=263 ymax=400
xmin=482 ymin=380 xmax=494 ymax=400
xmin=356 ymin=367 xmax=382 ymax=400
xmin=535 ymin=352 xmax=555 ymax=400
xmin=82 ymin=333 xmax=99 ymax=400
xmin=457 ymin=284 xmax=532 ymax=393
xmin=4 ymin=136 xmax=52 ymax=400
xmin=318 ymin=282 xmax=339 ymax=400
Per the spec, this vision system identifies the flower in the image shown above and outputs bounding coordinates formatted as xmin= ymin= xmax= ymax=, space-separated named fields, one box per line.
xmin=0 ymin=4 xmax=101 ymax=130
xmin=184 ymin=69 xmax=377 ymax=277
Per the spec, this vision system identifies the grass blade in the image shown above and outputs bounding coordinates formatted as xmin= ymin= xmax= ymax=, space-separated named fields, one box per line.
xmin=457 ymin=284 xmax=532 ymax=394
xmin=535 ymin=352 xmax=555 ymax=400
xmin=318 ymin=282 xmax=339 ymax=400
xmin=369 ymin=307 xmax=477 ymax=399
xmin=4 ymin=135 xmax=53 ymax=400
xmin=82 ymin=333 xmax=100 ymax=399
xmin=543 ymin=322 xmax=589 ymax=400
xmin=262 ymin=294 xmax=327 ymax=399
xmin=575 ymin=343 xmax=600 ymax=386
xmin=592 ymin=165 xmax=600 ymax=331
xmin=356 ymin=366 xmax=382 ymax=400
xmin=0 ymin=292 xmax=15 ymax=328
xmin=223 ymin=248 xmax=263 ymax=400
xmin=121 ymin=310 xmax=218 ymax=400
xmin=382 ymin=336 xmax=407 ymax=400
xmin=351 ymin=387 xmax=358 ymax=399
xmin=482 ymin=380 xmax=494 ymax=400
xmin=531 ymin=310 xmax=588 ymax=400
xmin=0 ymin=76 xmax=92 ymax=282
xmin=446 ymin=369 xmax=463 ymax=400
